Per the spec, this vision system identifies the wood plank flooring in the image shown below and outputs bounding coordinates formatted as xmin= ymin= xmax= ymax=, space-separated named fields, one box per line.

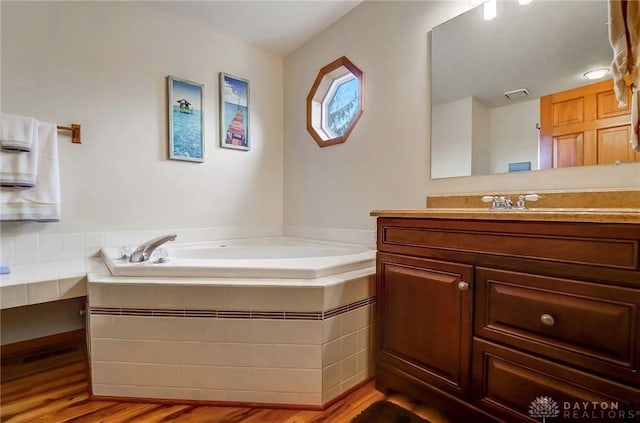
xmin=1 ymin=349 xmax=452 ymax=422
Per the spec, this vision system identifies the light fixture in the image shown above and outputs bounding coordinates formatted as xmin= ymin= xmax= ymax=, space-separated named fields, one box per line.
xmin=483 ymin=0 xmax=496 ymax=20
xmin=583 ymin=67 xmax=609 ymax=80
xmin=518 ymin=0 xmax=533 ymax=5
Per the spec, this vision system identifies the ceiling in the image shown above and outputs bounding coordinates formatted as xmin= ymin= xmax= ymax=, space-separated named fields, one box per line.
xmin=144 ymin=0 xmax=363 ymax=57
xmin=431 ymin=0 xmax=611 ymax=109
xmin=145 ymin=1 xmax=611 ymax=109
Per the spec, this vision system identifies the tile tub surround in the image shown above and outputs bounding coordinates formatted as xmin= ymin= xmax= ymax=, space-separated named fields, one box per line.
xmin=87 ymin=264 xmax=375 ymax=407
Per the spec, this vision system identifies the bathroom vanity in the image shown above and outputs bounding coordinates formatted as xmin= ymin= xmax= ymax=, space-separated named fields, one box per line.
xmin=371 ymin=203 xmax=640 ymax=422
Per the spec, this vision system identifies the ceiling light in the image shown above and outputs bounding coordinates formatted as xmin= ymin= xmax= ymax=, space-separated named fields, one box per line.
xmin=583 ymin=67 xmax=609 ymax=80
xmin=518 ymin=0 xmax=533 ymax=4
xmin=483 ymin=0 xmax=496 ymax=20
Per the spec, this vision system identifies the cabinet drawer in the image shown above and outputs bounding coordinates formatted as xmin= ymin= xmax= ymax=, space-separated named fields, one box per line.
xmin=473 ymin=339 xmax=640 ymax=423
xmin=377 ymin=218 xmax=639 ymax=271
xmin=475 ymin=267 xmax=640 ymax=384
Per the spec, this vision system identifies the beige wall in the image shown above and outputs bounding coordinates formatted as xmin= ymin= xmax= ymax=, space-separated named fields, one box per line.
xmin=1 ymin=1 xmax=284 ymax=235
xmin=283 ymin=1 xmax=639 ymax=231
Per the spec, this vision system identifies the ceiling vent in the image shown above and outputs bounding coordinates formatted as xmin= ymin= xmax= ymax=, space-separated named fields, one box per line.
xmin=504 ymin=88 xmax=530 ymax=100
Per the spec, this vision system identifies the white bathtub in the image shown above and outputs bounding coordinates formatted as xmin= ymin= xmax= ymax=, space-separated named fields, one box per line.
xmin=101 ymin=237 xmax=375 ymax=279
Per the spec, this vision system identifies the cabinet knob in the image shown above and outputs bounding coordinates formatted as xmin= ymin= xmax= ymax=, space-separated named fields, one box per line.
xmin=540 ymin=313 xmax=555 ymax=326
xmin=458 ymin=281 xmax=469 ymax=291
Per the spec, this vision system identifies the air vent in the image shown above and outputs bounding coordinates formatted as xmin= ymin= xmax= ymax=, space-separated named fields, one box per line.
xmin=22 ymin=345 xmax=79 ymax=364
xmin=504 ymin=88 xmax=530 ymax=100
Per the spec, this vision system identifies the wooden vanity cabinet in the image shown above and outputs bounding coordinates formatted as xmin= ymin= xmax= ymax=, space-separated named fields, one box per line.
xmin=374 ymin=216 xmax=640 ymax=422
xmin=377 ymin=253 xmax=473 ymax=399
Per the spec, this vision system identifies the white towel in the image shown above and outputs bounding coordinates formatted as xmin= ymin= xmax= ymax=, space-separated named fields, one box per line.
xmin=0 ymin=125 xmax=39 ymax=187
xmin=0 ymin=113 xmax=37 ymax=152
xmin=1 ymin=122 xmax=60 ymax=222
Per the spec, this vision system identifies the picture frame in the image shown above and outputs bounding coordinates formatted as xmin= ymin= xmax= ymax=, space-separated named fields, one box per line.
xmin=219 ymin=73 xmax=250 ymax=151
xmin=167 ymin=75 xmax=204 ymax=162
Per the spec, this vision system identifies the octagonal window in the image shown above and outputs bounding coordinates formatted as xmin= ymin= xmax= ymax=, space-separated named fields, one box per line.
xmin=307 ymin=56 xmax=364 ymax=147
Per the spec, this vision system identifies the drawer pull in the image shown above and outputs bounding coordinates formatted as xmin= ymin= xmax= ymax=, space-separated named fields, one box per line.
xmin=458 ymin=281 xmax=470 ymax=291
xmin=540 ymin=314 xmax=555 ymax=326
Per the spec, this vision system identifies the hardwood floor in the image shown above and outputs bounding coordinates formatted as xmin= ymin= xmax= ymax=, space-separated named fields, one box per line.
xmin=1 ymin=347 xmax=452 ymax=423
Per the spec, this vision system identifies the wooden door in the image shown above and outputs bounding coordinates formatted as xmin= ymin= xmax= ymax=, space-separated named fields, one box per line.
xmin=376 ymin=253 xmax=474 ymax=399
xmin=539 ymin=78 xmax=638 ymax=169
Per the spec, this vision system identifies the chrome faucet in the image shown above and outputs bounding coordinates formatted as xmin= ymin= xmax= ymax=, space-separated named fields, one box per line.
xmin=482 ymin=194 xmax=540 ymax=210
xmin=129 ymin=234 xmax=177 ymax=262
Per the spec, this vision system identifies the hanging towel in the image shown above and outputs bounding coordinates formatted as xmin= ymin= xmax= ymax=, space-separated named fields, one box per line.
xmin=0 ymin=125 xmax=39 ymax=187
xmin=0 ymin=122 xmax=60 ymax=222
xmin=0 ymin=113 xmax=37 ymax=152
xmin=608 ymin=0 xmax=640 ymax=152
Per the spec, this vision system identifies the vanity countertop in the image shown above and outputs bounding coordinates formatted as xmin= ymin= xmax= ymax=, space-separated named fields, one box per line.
xmin=370 ymin=208 xmax=640 ymax=223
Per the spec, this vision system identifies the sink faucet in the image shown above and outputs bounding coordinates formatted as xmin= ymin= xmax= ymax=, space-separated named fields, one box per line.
xmin=482 ymin=194 xmax=540 ymax=210
xmin=129 ymin=234 xmax=177 ymax=262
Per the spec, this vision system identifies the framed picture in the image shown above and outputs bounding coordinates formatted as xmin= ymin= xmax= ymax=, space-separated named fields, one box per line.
xmin=167 ymin=75 xmax=204 ymax=162
xmin=219 ymin=73 xmax=250 ymax=151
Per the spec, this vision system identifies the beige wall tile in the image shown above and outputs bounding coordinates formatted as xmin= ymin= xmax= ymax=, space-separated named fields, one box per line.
xmin=251 ymin=343 xmax=279 ymax=368
xmin=322 ymin=315 xmax=341 ymax=343
xmin=88 ymin=315 xmax=113 ymax=338
xmin=226 ymin=366 xmax=253 ymax=391
xmin=341 ymin=332 xmax=358 ymax=358
xmin=156 ymin=364 xmax=182 ymax=388
xmin=111 ymin=316 xmax=156 ymax=340
xmin=155 ymin=340 xmax=182 ymax=364
xmin=340 ymin=354 xmax=357 ymax=382
xmin=299 ymin=369 xmax=322 ymax=393
xmin=58 ymin=276 xmax=87 ymax=299
xmin=180 ymin=365 xmax=208 ymax=389
xmin=277 ymin=344 xmax=322 ymax=369
xmin=322 ymin=338 xmax=341 ymax=367
xmin=226 ymin=343 xmax=253 ymax=367
xmin=27 ymin=280 xmax=58 ymax=304
xmin=322 ymin=362 xmax=340 ymax=391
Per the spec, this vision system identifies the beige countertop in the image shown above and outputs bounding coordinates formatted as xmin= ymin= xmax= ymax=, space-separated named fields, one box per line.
xmin=370 ymin=208 xmax=640 ymax=223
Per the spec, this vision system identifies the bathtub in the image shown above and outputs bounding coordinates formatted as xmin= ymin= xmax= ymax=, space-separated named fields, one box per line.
xmin=101 ymin=237 xmax=375 ymax=279
xmin=91 ymin=236 xmax=377 ymax=406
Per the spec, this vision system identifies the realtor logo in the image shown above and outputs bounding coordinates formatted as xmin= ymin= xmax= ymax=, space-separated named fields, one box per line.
xmin=529 ymin=396 xmax=560 ymax=422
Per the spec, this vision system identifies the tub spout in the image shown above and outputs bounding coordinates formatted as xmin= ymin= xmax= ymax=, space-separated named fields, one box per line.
xmin=129 ymin=234 xmax=177 ymax=262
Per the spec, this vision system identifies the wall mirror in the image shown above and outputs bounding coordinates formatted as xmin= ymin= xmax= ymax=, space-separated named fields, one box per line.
xmin=430 ymin=0 xmax=611 ymax=179
xmin=307 ymin=56 xmax=364 ymax=148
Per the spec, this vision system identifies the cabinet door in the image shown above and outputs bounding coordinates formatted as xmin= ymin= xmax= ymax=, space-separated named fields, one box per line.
xmin=539 ymin=78 xmax=638 ymax=169
xmin=376 ymin=253 xmax=473 ymax=399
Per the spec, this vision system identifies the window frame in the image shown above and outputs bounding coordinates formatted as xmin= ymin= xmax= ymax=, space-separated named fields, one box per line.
xmin=306 ymin=56 xmax=364 ymax=147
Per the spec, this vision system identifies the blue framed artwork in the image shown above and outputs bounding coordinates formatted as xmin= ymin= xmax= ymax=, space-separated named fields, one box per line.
xmin=167 ymin=76 xmax=204 ymax=162
xmin=220 ymin=73 xmax=250 ymax=151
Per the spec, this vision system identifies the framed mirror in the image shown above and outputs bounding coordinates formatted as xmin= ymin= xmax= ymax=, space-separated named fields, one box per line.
xmin=430 ymin=0 xmax=612 ymax=179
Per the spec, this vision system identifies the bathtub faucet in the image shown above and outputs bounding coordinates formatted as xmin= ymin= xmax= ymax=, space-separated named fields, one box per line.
xmin=129 ymin=233 xmax=177 ymax=262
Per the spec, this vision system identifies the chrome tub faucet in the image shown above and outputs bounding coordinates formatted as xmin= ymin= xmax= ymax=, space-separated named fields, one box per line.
xmin=129 ymin=233 xmax=177 ymax=262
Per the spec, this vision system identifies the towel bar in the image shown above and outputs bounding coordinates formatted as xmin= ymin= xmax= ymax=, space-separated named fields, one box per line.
xmin=56 ymin=124 xmax=81 ymax=144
